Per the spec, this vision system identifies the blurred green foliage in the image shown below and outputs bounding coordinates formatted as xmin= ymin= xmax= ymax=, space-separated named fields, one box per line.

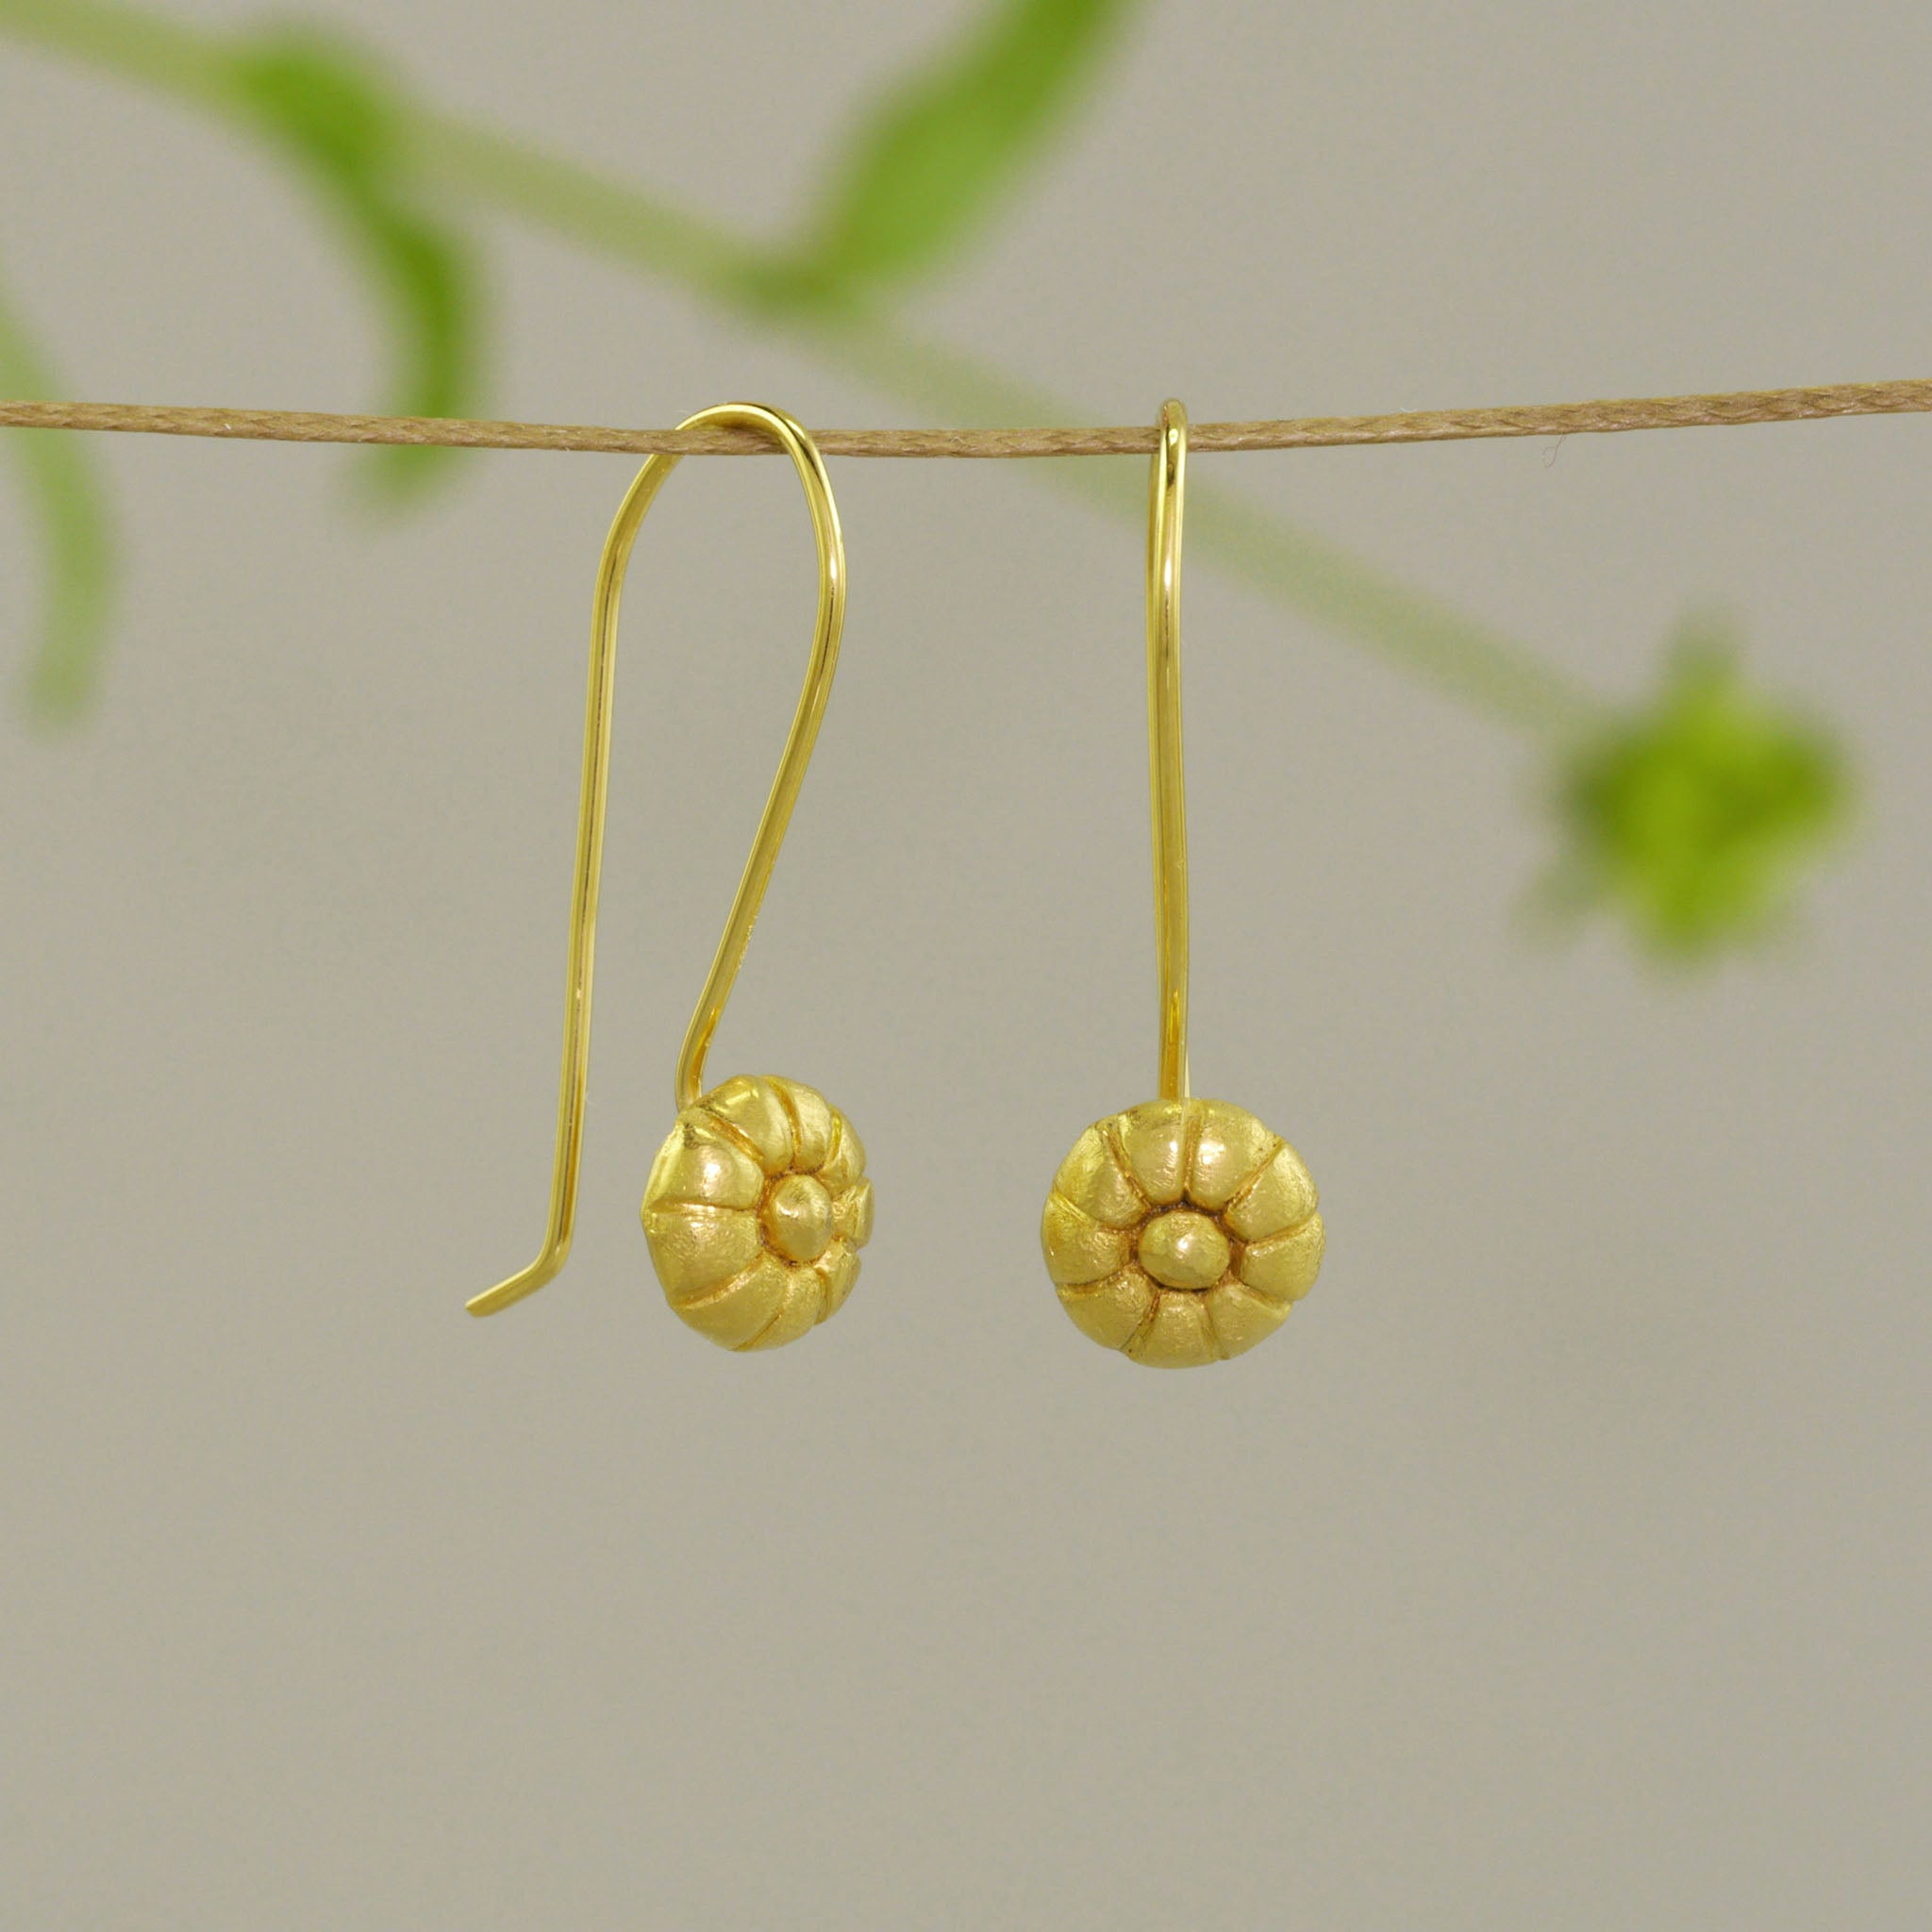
xmin=752 ymin=0 xmax=1142 ymax=307
xmin=1541 ymin=624 xmax=1850 ymax=954
xmin=0 ymin=0 xmax=1860 ymax=958
xmin=0 ymin=271 xmax=115 ymax=720
xmin=227 ymin=25 xmax=482 ymax=499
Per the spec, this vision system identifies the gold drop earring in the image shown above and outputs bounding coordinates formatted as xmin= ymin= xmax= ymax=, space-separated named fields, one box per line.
xmin=468 ymin=403 xmax=874 ymax=1349
xmin=1041 ymin=400 xmax=1325 ymax=1368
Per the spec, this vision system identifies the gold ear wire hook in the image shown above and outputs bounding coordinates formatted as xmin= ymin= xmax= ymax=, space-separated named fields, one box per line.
xmin=468 ymin=402 xmax=846 ymax=1318
xmin=1148 ymin=398 xmax=1190 ymax=1104
xmin=1039 ymin=397 xmax=1325 ymax=1368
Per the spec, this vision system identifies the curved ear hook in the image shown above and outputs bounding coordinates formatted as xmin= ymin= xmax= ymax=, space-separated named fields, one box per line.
xmin=1148 ymin=398 xmax=1190 ymax=1103
xmin=468 ymin=403 xmax=846 ymax=1317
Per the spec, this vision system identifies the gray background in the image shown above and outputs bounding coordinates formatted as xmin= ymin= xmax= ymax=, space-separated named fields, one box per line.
xmin=4 ymin=2 xmax=1929 ymax=1924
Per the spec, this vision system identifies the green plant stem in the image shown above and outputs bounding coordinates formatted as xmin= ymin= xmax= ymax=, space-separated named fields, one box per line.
xmin=0 ymin=0 xmax=229 ymax=108
xmin=0 ymin=266 xmax=115 ymax=718
xmin=0 ymin=0 xmax=1601 ymax=742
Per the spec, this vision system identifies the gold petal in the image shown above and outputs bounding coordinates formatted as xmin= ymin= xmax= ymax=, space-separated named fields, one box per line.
xmin=641 ymin=1116 xmax=764 ymax=1211
xmin=1041 ymin=1194 xmax=1135 ymax=1287
xmin=1204 ymin=1278 xmax=1291 ymax=1358
xmin=770 ymin=1076 xmax=834 ymax=1171
xmin=1238 ymin=1213 xmax=1326 ymax=1304
xmin=643 ymin=1202 xmax=760 ymax=1300
xmin=821 ymin=1111 xmax=867 ymax=1191
xmin=833 ymin=1176 xmax=874 ymax=1249
xmin=1117 ymin=1099 xmax=1191 ymax=1205
xmin=701 ymin=1075 xmax=794 ymax=1174
xmin=1053 ymin=1124 xmax=1145 ymax=1228
xmin=668 ymin=1251 xmax=789 ymax=1350
xmin=1125 ymin=1290 xmax=1221 ymax=1368
xmin=1187 ymin=1100 xmax=1278 ymax=1211
xmin=738 ymin=1265 xmax=822 ymax=1350
xmin=1058 ymin=1266 xmax=1156 ymax=1351
xmin=813 ymin=1241 xmax=860 ymax=1320
xmin=1225 ymin=1141 xmax=1319 ymax=1242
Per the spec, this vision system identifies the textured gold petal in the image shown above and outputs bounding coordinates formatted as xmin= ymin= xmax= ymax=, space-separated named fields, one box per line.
xmin=1058 ymin=1266 xmax=1156 ymax=1351
xmin=738 ymin=1265 xmax=822 ymax=1350
xmin=1053 ymin=1124 xmax=1145 ymax=1229
xmin=1187 ymin=1100 xmax=1278 ymax=1210
xmin=1125 ymin=1290 xmax=1221 ymax=1368
xmin=771 ymin=1076 xmax=834 ymax=1171
xmin=1117 ymin=1099 xmax=1191 ymax=1205
xmin=669 ymin=1250 xmax=789 ymax=1350
xmin=813 ymin=1241 xmax=860 ymax=1320
xmin=833 ymin=1176 xmax=874 ymax=1248
xmin=1224 ymin=1141 xmax=1319 ymax=1242
xmin=701 ymin=1075 xmax=794 ymax=1174
xmin=642 ymin=1117 xmax=764 ymax=1211
xmin=821 ymin=1112 xmax=867 ymax=1191
xmin=643 ymin=1202 xmax=760 ymax=1299
xmin=1041 ymin=1195 xmax=1136 ymax=1287
xmin=819 ymin=1117 xmax=853 ymax=1191
xmin=1204 ymin=1278 xmax=1291 ymax=1358
xmin=1238 ymin=1213 xmax=1326 ymax=1304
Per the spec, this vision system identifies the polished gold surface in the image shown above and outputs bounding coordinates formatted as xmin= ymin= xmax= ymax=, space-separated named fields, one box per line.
xmin=642 ymin=1075 xmax=872 ymax=1351
xmin=1148 ymin=398 xmax=1191 ymax=1104
xmin=1044 ymin=402 xmax=1325 ymax=1365
xmin=1043 ymin=1098 xmax=1324 ymax=1368
xmin=468 ymin=403 xmax=858 ymax=1320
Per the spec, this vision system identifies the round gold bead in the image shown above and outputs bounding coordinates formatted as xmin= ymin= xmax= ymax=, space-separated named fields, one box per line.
xmin=1041 ymin=1096 xmax=1324 ymax=1369
xmin=641 ymin=1074 xmax=872 ymax=1351
xmin=1138 ymin=1208 xmax=1231 ymax=1291
xmin=763 ymin=1174 xmax=834 ymax=1262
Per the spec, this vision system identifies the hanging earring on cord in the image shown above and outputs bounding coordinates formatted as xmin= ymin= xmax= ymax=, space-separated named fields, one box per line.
xmin=468 ymin=403 xmax=874 ymax=1350
xmin=1040 ymin=400 xmax=1325 ymax=1368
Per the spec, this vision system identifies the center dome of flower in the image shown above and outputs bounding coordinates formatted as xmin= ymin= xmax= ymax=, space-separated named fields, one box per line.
xmin=1136 ymin=1208 xmax=1231 ymax=1291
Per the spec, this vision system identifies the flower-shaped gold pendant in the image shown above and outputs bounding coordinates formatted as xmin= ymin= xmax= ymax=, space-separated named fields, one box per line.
xmin=642 ymin=1074 xmax=872 ymax=1351
xmin=1042 ymin=1097 xmax=1324 ymax=1368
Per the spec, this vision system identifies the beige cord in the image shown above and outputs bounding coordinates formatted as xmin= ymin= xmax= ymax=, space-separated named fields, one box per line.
xmin=2 ymin=378 xmax=1927 ymax=458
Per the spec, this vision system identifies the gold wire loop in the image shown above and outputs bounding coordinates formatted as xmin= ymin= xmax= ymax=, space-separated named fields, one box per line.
xmin=467 ymin=402 xmax=847 ymax=1317
xmin=1148 ymin=398 xmax=1190 ymax=1103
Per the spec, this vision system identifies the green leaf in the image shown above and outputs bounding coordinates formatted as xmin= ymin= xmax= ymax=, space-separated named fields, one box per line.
xmin=0 ymin=271 xmax=117 ymax=722
xmin=756 ymin=0 xmax=1144 ymax=305
xmin=1541 ymin=618 xmax=1852 ymax=956
xmin=227 ymin=25 xmax=484 ymax=497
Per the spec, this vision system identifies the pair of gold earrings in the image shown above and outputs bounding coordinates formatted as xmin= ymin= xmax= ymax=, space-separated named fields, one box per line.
xmin=466 ymin=401 xmax=1324 ymax=1368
